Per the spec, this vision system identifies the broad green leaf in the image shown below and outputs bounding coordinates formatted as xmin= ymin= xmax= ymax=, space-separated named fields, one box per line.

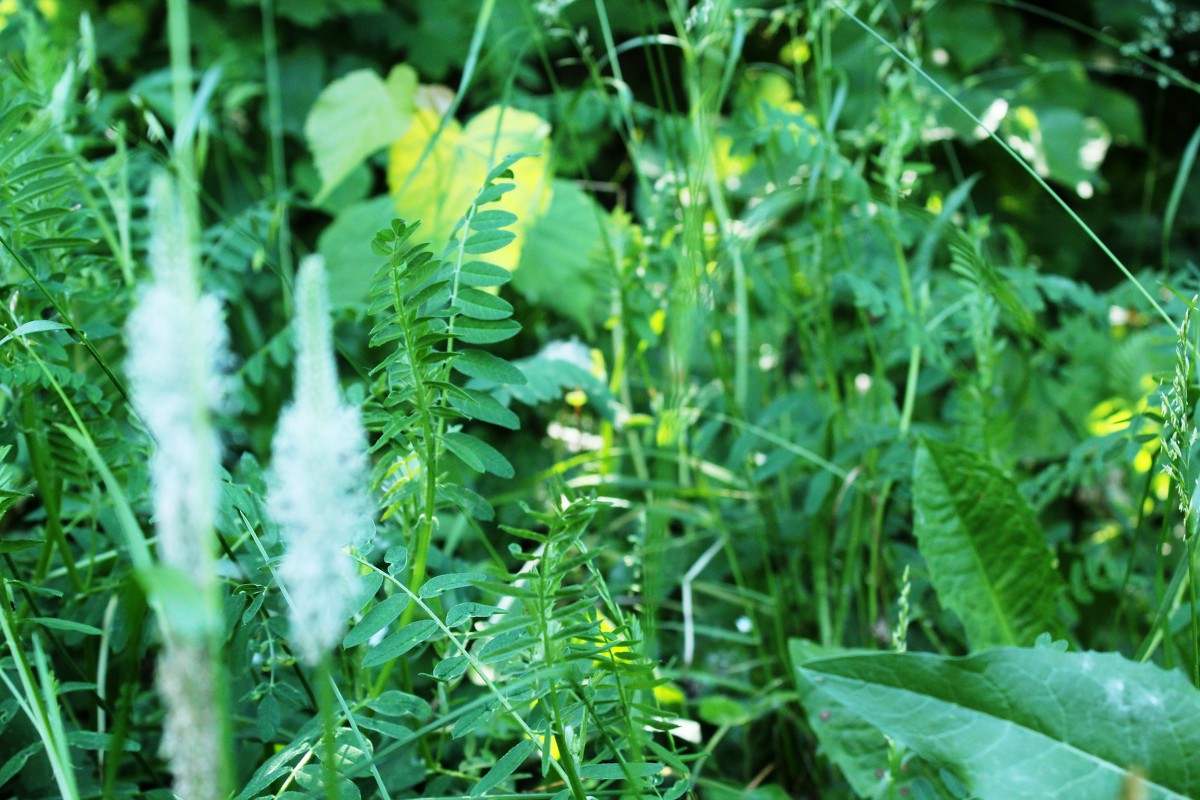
xmin=471 ymin=739 xmax=536 ymax=796
xmin=513 ymin=179 xmax=607 ymax=330
xmin=27 ymin=617 xmax=103 ymax=636
xmin=342 ymin=593 xmax=410 ymax=648
xmin=361 ymin=620 xmax=439 ymax=667
xmin=452 ymin=350 xmax=527 ymax=385
xmin=913 ymin=439 xmax=1061 ymax=647
xmin=789 ymin=640 xmax=947 ymax=799
xmin=306 ymin=65 xmax=416 ymax=203
xmin=318 ymin=196 xmax=397 ymax=309
xmin=796 ymin=647 xmax=1200 ymax=800
xmin=418 ymin=571 xmax=487 ymax=598
xmin=443 ymin=431 xmax=514 ymax=478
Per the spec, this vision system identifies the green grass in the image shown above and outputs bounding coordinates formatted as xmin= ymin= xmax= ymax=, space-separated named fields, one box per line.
xmin=1 ymin=1 xmax=1199 ymax=798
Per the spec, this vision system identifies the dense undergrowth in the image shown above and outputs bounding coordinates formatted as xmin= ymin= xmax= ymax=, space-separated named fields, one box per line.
xmin=2 ymin=1 xmax=1200 ymax=798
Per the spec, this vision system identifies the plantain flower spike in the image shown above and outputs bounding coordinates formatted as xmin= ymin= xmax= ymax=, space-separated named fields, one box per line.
xmin=269 ymin=254 xmax=373 ymax=666
xmin=124 ymin=170 xmax=230 ymax=800
xmin=126 ymin=171 xmax=228 ymax=581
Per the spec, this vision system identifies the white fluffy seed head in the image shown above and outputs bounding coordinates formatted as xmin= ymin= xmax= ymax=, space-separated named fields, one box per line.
xmin=125 ymin=171 xmax=229 ymax=577
xmin=268 ymin=255 xmax=373 ymax=666
xmin=157 ymin=641 xmax=224 ymax=800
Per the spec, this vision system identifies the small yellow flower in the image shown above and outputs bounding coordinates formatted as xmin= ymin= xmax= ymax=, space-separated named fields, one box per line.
xmin=1087 ymin=376 xmax=1166 ymax=501
xmin=779 ymin=37 xmax=810 ymax=65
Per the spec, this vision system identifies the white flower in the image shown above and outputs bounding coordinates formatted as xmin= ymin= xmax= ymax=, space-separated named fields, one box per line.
xmin=125 ymin=170 xmax=231 ymax=800
xmin=268 ymin=255 xmax=373 ymax=665
xmin=125 ymin=171 xmax=228 ymax=581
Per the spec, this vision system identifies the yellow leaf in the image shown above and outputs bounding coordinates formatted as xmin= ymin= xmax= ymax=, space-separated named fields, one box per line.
xmin=387 ymin=91 xmax=553 ymax=271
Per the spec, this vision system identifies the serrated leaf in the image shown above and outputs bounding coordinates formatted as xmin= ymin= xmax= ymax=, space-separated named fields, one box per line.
xmin=453 ymin=350 xmax=527 ymax=385
xmin=361 ymin=619 xmax=440 ymax=667
xmin=343 ymin=593 xmax=410 ymax=648
xmin=796 ymin=647 xmax=1200 ymax=800
xmin=913 ymin=438 xmax=1062 ymax=648
xmin=471 ymin=739 xmax=537 ymax=796
xmin=463 ymin=229 xmax=517 ymax=255
xmin=443 ymin=431 xmax=514 ymax=478
xmin=306 ymin=65 xmax=416 ymax=203
xmin=453 ymin=317 xmax=521 ymax=344
xmin=419 ymin=572 xmax=487 ymax=598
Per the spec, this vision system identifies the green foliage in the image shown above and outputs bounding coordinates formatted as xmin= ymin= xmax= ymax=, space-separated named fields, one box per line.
xmin=913 ymin=438 xmax=1063 ymax=648
xmin=3 ymin=0 xmax=1200 ymax=798
xmin=793 ymin=642 xmax=1200 ymax=800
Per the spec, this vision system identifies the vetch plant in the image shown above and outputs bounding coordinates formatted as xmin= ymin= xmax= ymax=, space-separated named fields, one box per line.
xmin=268 ymin=253 xmax=373 ymax=667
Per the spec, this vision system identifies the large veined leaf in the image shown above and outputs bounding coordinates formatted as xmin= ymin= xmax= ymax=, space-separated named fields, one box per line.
xmin=387 ymin=88 xmax=552 ymax=270
xmin=912 ymin=438 xmax=1061 ymax=647
xmin=317 ymin=196 xmax=397 ymax=309
xmin=795 ymin=647 xmax=1200 ymax=800
xmin=305 ymin=65 xmax=416 ymax=203
xmin=512 ymin=178 xmax=607 ymax=330
xmin=789 ymin=640 xmax=949 ymax=799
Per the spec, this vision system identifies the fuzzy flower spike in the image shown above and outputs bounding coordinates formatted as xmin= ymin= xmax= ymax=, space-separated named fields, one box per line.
xmin=269 ymin=255 xmax=373 ymax=666
xmin=124 ymin=170 xmax=231 ymax=800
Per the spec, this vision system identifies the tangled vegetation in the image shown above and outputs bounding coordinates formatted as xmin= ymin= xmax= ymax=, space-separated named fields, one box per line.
xmin=2 ymin=1 xmax=1200 ymax=798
